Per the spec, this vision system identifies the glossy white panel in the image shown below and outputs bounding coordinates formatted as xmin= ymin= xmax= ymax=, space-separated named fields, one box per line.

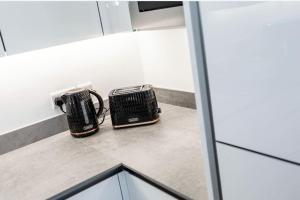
xmin=98 ymin=1 xmax=132 ymax=35
xmin=67 ymin=175 xmax=122 ymax=200
xmin=217 ymin=143 xmax=300 ymax=200
xmin=0 ymin=2 xmax=102 ymax=55
xmin=200 ymin=2 xmax=300 ymax=162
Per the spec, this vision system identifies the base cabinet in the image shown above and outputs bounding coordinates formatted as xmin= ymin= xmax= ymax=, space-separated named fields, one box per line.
xmin=67 ymin=175 xmax=123 ymax=200
xmin=217 ymin=143 xmax=300 ymax=200
xmin=52 ymin=169 xmax=182 ymax=200
xmin=123 ymin=171 xmax=177 ymax=200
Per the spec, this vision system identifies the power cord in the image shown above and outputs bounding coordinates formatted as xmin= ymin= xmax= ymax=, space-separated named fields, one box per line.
xmin=54 ymin=97 xmax=66 ymax=113
xmin=98 ymin=107 xmax=110 ymax=125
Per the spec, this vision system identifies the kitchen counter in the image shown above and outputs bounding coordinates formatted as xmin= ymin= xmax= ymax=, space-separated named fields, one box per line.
xmin=0 ymin=103 xmax=208 ymax=200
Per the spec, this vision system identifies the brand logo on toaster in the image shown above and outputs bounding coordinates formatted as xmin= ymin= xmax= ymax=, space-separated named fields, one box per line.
xmin=128 ymin=117 xmax=139 ymax=123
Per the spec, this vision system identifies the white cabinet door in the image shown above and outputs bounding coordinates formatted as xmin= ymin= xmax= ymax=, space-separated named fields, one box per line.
xmin=98 ymin=1 xmax=132 ymax=35
xmin=0 ymin=35 xmax=4 ymax=57
xmin=200 ymin=2 xmax=300 ymax=163
xmin=0 ymin=29 xmax=5 ymax=56
xmin=0 ymin=2 xmax=102 ymax=55
xmin=67 ymin=175 xmax=123 ymax=200
xmin=124 ymin=171 xmax=177 ymax=200
xmin=217 ymin=143 xmax=300 ymax=200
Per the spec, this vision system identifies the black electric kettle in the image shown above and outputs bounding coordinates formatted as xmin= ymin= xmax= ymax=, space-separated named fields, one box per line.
xmin=56 ymin=88 xmax=104 ymax=137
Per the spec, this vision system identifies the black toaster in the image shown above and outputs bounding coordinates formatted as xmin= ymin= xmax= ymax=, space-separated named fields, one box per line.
xmin=108 ymin=84 xmax=161 ymax=128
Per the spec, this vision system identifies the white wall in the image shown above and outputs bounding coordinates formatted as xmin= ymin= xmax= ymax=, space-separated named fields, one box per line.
xmin=137 ymin=28 xmax=194 ymax=92
xmin=0 ymin=33 xmax=144 ymax=134
xmin=0 ymin=28 xmax=194 ymax=135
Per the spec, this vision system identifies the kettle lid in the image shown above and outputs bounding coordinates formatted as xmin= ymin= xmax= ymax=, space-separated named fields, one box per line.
xmin=64 ymin=88 xmax=87 ymax=95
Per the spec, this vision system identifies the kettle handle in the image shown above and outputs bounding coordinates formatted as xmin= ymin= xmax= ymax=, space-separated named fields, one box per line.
xmin=89 ymin=90 xmax=104 ymax=118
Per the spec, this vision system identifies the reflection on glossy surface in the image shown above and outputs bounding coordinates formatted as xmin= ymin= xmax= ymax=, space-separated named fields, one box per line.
xmin=200 ymin=2 xmax=300 ymax=162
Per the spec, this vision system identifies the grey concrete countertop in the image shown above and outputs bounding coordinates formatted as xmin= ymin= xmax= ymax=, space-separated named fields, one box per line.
xmin=0 ymin=103 xmax=208 ymax=200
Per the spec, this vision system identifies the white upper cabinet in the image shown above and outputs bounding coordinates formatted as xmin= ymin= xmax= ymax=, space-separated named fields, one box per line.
xmin=200 ymin=2 xmax=300 ymax=163
xmin=217 ymin=143 xmax=300 ymax=200
xmin=98 ymin=1 xmax=132 ymax=35
xmin=0 ymin=31 xmax=5 ymax=56
xmin=0 ymin=2 xmax=103 ymax=55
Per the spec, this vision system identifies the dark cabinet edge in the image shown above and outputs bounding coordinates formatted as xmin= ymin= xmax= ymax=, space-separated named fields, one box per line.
xmin=0 ymin=29 xmax=7 ymax=52
xmin=216 ymin=141 xmax=300 ymax=167
xmin=96 ymin=1 xmax=105 ymax=36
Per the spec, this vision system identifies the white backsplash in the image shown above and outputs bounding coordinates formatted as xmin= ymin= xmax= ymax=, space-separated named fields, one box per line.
xmin=137 ymin=28 xmax=194 ymax=93
xmin=0 ymin=33 xmax=144 ymax=134
xmin=0 ymin=28 xmax=193 ymax=134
